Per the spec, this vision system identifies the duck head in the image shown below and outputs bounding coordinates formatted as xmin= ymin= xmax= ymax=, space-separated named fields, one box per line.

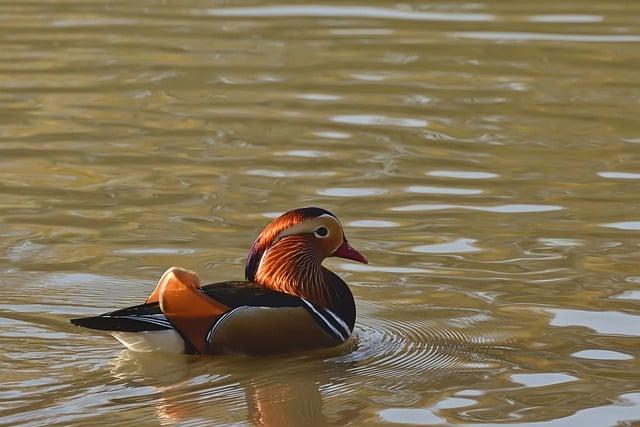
xmin=245 ymin=207 xmax=367 ymax=305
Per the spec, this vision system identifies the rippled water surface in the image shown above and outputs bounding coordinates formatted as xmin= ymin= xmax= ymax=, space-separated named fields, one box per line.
xmin=2 ymin=0 xmax=640 ymax=425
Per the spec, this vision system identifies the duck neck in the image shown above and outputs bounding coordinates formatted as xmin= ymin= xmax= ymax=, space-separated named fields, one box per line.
xmin=253 ymin=236 xmax=355 ymax=329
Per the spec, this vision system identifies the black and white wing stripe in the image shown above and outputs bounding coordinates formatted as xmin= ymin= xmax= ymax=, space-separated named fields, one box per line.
xmin=300 ymin=298 xmax=352 ymax=342
xmin=70 ymin=306 xmax=174 ymax=332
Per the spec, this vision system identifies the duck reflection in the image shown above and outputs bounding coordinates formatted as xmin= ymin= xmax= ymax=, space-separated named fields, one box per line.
xmin=108 ymin=348 xmax=353 ymax=426
xmin=246 ymin=377 xmax=325 ymax=427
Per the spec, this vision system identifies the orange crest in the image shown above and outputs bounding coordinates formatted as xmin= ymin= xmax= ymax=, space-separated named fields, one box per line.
xmin=245 ymin=207 xmax=336 ymax=281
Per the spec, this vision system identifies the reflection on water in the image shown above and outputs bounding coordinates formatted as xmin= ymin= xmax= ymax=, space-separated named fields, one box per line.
xmin=391 ymin=203 xmax=563 ymax=213
xmin=206 ymin=5 xmax=494 ymax=22
xmin=426 ymin=171 xmax=498 ymax=180
xmin=602 ymin=221 xmax=640 ymax=231
xmin=108 ymin=351 xmax=333 ymax=426
xmin=2 ymin=0 xmax=640 ymax=425
xmin=571 ymin=349 xmax=633 ymax=361
xmin=510 ymin=373 xmax=577 ymax=388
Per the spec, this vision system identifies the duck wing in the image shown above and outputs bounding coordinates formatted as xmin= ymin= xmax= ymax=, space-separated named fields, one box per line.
xmin=69 ymin=280 xmax=300 ymax=332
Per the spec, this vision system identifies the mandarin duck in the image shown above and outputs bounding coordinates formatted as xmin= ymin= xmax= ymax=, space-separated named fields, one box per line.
xmin=70 ymin=207 xmax=367 ymax=355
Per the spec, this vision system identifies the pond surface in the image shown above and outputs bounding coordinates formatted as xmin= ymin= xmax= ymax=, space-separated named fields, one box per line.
xmin=1 ymin=0 xmax=640 ymax=425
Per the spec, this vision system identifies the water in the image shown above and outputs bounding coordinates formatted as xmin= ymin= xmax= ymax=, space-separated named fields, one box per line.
xmin=1 ymin=0 xmax=640 ymax=425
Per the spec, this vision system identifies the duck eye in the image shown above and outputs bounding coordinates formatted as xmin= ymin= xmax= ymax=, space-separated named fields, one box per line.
xmin=314 ymin=226 xmax=329 ymax=238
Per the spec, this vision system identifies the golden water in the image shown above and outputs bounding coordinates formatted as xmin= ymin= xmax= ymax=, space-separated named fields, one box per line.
xmin=2 ymin=1 xmax=640 ymax=425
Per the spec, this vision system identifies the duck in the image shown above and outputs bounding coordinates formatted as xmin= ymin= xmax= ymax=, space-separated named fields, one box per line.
xmin=70 ymin=207 xmax=368 ymax=355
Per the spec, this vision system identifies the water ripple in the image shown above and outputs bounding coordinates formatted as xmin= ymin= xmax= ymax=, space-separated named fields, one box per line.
xmin=333 ymin=306 xmax=514 ymax=388
xmin=318 ymin=187 xmax=387 ymax=197
xmin=510 ymin=373 xmax=577 ymax=388
xmin=313 ymin=131 xmax=351 ymax=139
xmin=451 ymin=32 xmax=640 ymax=43
xmin=246 ymin=169 xmax=335 ymax=178
xmin=206 ymin=6 xmax=494 ymax=22
xmin=426 ymin=170 xmax=498 ymax=179
xmin=348 ymin=220 xmax=400 ymax=228
xmin=571 ymin=350 xmax=633 ymax=361
xmin=527 ymin=15 xmax=603 ymax=23
xmin=598 ymin=171 xmax=640 ymax=180
xmin=549 ymin=309 xmax=640 ymax=337
xmin=331 ymin=114 xmax=428 ymax=128
xmin=392 ymin=203 xmax=563 ymax=213
xmin=406 ymin=186 xmax=483 ymax=195
xmin=601 ymin=221 xmax=640 ymax=231
xmin=411 ymin=238 xmax=480 ymax=254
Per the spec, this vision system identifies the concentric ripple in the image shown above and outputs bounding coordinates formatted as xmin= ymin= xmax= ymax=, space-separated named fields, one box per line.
xmin=330 ymin=303 xmax=514 ymax=384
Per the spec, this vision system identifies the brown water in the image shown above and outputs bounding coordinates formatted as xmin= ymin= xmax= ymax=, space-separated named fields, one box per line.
xmin=2 ymin=1 xmax=640 ymax=425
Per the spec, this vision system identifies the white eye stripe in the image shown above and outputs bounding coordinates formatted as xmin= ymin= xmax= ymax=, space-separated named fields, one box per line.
xmin=272 ymin=215 xmax=341 ymax=243
xmin=318 ymin=214 xmax=342 ymax=229
xmin=256 ymin=247 xmax=269 ymax=274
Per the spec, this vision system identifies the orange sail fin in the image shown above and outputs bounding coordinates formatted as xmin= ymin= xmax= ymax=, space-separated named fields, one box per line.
xmin=152 ymin=267 xmax=229 ymax=353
